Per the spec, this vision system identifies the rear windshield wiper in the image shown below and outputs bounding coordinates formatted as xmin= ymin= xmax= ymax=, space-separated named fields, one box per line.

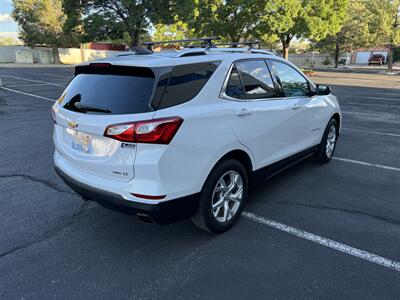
xmin=74 ymin=103 xmax=112 ymax=113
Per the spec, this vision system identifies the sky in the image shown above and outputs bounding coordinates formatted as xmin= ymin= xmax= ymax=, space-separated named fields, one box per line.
xmin=0 ymin=0 xmax=19 ymax=39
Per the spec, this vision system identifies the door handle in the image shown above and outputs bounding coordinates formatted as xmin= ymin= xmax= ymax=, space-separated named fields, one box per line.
xmin=236 ymin=108 xmax=252 ymax=117
xmin=292 ymin=104 xmax=301 ymax=111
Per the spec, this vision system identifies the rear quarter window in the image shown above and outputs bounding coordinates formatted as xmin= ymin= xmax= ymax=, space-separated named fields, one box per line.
xmin=157 ymin=61 xmax=221 ymax=109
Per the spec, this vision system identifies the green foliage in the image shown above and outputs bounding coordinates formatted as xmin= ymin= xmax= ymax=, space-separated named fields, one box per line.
xmin=12 ymin=0 xmax=78 ymax=62
xmin=152 ymin=21 xmax=194 ymax=45
xmin=12 ymin=0 xmax=76 ymax=47
xmin=0 ymin=37 xmax=19 ymax=46
xmin=255 ymin=0 xmax=349 ymax=58
xmin=367 ymin=0 xmax=400 ymax=46
xmin=311 ymin=0 xmax=373 ymax=55
xmin=254 ymin=0 xmax=301 ymax=45
xmin=394 ymin=47 xmax=400 ymax=62
xmin=184 ymin=0 xmax=260 ymax=43
xmin=322 ymin=56 xmax=331 ymax=65
xmin=65 ymin=0 xmax=187 ymax=47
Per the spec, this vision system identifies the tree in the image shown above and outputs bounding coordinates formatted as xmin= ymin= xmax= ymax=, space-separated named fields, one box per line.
xmin=254 ymin=0 xmax=301 ymax=55
xmin=367 ymin=0 xmax=400 ymax=72
xmin=256 ymin=0 xmax=348 ymax=59
xmin=153 ymin=21 xmax=193 ymax=43
xmin=12 ymin=0 xmax=77 ymax=63
xmin=312 ymin=0 xmax=372 ymax=67
xmin=0 ymin=37 xmax=19 ymax=46
xmin=65 ymin=0 xmax=185 ymax=48
xmin=184 ymin=0 xmax=260 ymax=44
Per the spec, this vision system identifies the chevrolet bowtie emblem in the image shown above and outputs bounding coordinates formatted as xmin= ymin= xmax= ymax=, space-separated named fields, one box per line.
xmin=68 ymin=121 xmax=78 ymax=129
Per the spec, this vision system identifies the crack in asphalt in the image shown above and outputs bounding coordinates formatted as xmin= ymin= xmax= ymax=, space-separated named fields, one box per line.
xmin=0 ymin=174 xmax=76 ymax=195
xmin=0 ymin=173 xmax=88 ymax=259
xmin=0 ymin=201 xmax=88 ymax=259
xmin=260 ymin=200 xmax=400 ymax=227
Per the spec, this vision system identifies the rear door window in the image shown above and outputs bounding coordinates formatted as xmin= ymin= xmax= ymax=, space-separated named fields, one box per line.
xmin=62 ymin=67 xmax=154 ymax=114
xmin=157 ymin=61 xmax=220 ymax=109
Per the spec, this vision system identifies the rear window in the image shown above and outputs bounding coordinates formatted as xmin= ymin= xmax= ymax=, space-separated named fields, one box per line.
xmin=62 ymin=67 xmax=154 ymax=115
xmin=156 ymin=61 xmax=220 ymax=109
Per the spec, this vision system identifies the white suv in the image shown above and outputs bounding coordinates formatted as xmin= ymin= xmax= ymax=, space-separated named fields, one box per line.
xmin=52 ymin=40 xmax=341 ymax=233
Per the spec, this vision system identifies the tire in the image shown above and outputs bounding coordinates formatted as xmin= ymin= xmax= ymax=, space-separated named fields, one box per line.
xmin=314 ymin=118 xmax=339 ymax=164
xmin=191 ymin=159 xmax=248 ymax=233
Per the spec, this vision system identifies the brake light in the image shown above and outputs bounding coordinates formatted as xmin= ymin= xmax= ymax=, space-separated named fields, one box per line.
xmin=104 ymin=117 xmax=183 ymax=144
xmin=90 ymin=63 xmax=111 ymax=68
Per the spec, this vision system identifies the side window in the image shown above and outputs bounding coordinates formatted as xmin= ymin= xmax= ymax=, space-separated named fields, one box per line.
xmin=158 ymin=61 xmax=220 ymax=109
xmin=235 ymin=60 xmax=278 ymax=99
xmin=225 ymin=66 xmax=246 ymax=99
xmin=271 ymin=61 xmax=310 ymax=97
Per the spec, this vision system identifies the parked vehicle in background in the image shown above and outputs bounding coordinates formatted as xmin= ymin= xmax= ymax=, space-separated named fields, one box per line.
xmin=52 ymin=38 xmax=342 ymax=233
xmin=368 ymin=54 xmax=385 ymax=66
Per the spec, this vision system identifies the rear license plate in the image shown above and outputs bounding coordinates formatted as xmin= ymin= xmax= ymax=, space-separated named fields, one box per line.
xmin=72 ymin=131 xmax=92 ymax=153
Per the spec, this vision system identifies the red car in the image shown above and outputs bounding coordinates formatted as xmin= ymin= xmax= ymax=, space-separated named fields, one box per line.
xmin=368 ymin=54 xmax=385 ymax=66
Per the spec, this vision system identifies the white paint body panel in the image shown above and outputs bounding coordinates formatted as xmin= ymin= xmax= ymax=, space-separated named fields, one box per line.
xmin=53 ymin=51 xmax=341 ymax=205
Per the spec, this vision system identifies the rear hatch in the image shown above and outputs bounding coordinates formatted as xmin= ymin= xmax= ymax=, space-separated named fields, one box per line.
xmin=53 ymin=64 xmax=156 ymax=182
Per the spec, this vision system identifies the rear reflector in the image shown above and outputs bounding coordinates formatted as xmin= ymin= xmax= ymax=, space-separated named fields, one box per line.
xmin=104 ymin=117 xmax=183 ymax=144
xmin=131 ymin=193 xmax=166 ymax=200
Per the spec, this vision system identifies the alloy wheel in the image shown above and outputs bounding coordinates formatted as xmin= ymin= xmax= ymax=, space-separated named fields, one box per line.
xmin=325 ymin=125 xmax=337 ymax=159
xmin=211 ymin=170 xmax=243 ymax=223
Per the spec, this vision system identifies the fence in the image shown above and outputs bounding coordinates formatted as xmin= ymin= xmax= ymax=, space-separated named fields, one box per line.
xmin=288 ymin=53 xmax=334 ymax=67
xmin=0 ymin=45 xmax=125 ymax=64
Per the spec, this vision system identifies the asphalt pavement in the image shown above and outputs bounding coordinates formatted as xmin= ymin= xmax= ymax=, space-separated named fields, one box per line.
xmin=0 ymin=66 xmax=399 ymax=299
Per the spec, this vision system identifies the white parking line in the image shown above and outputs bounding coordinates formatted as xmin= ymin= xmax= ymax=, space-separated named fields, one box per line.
xmin=243 ymin=212 xmax=400 ymax=272
xmin=0 ymin=87 xmax=55 ymax=102
xmin=375 ymin=93 xmax=400 ymax=97
xmin=342 ymin=111 xmax=400 ymax=118
xmin=6 ymin=83 xmax=66 ymax=88
xmin=0 ymin=75 xmax=66 ymax=87
xmin=333 ymin=157 xmax=400 ymax=172
xmin=343 ymin=127 xmax=400 ymax=138
xmin=44 ymin=72 xmax=72 ymax=79
xmin=345 ymin=102 xmax=399 ymax=108
xmin=365 ymin=97 xmax=400 ymax=101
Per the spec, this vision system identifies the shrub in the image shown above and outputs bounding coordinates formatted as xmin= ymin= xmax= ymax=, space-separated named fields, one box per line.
xmin=322 ymin=57 xmax=331 ymax=66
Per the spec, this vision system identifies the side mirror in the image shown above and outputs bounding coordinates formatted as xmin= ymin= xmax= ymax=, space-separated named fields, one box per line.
xmin=316 ymin=84 xmax=331 ymax=96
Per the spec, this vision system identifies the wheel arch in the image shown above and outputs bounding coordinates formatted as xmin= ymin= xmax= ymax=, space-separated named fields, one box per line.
xmin=331 ymin=113 xmax=341 ymax=129
xmin=331 ymin=112 xmax=341 ymax=136
xmin=217 ymin=149 xmax=254 ymax=176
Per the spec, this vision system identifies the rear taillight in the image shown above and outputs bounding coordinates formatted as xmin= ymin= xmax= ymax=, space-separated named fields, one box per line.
xmin=104 ymin=117 xmax=183 ymax=144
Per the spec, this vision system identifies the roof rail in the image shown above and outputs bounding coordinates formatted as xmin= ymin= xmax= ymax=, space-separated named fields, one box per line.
xmin=142 ymin=37 xmax=221 ymax=51
xmin=214 ymin=41 xmax=261 ymax=49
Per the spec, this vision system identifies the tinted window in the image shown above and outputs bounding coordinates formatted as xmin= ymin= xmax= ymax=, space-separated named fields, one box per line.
xmin=236 ymin=60 xmax=277 ymax=99
xmin=158 ymin=61 xmax=220 ymax=109
xmin=62 ymin=72 xmax=154 ymax=114
xmin=272 ymin=61 xmax=310 ymax=97
xmin=225 ymin=66 xmax=246 ymax=99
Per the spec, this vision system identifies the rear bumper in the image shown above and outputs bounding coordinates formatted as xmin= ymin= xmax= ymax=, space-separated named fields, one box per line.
xmin=55 ymin=166 xmax=200 ymax=224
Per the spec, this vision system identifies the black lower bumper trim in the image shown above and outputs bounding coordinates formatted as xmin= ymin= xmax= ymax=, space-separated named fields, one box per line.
xmin=55 ymin=166 xmax=200 ymax=224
